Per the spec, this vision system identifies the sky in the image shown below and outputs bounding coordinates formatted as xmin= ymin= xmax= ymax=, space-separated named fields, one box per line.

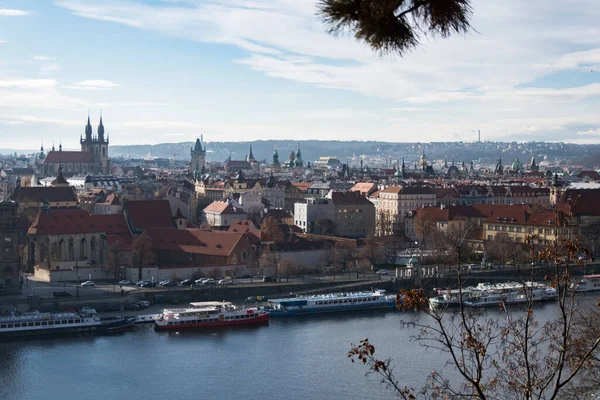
xmin=0 ymin=0 xmax=599 ymax=150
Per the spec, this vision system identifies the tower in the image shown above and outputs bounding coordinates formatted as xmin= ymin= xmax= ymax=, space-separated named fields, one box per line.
xmin=246 ymin=145 xmax=256 ymax=163
xmin=80 ymin=113 xmax=110 ymax=175
xmin=190 ymin=135 xmax=206 ymax=173
xmin=272 ymin=148 xmax=280 ymax=167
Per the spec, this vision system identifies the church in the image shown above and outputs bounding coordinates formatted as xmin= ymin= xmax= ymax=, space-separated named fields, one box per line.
xmin=39 ymin=114 xmax=110 ymax=176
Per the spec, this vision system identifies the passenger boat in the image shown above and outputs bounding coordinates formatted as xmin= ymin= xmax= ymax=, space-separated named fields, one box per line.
xmin=154 ymin=301 xmax=269 ymax=331
xmin=570 ymin=274 xmax=600 ymax=292
xmin=261 ymin=289 xmax=397 ymax=316
xmin=430 ymin=282 xmax=558 ymax=308
xmin=0 ymin=310 xmax=135 ymax=339
xmin=429 ymin=288 xmax=477 ymax=308
xmin=463 ymin=286 xmax=558 ymax=307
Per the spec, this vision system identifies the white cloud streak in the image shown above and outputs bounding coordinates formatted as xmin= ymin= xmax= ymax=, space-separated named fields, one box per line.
xmin=0 ymin=8 xmax=30 ymax=16
xmin=64 ymin=80 xmax=121 ymax=90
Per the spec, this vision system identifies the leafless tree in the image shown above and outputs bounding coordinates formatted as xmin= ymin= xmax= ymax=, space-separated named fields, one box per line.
xmin=131 ymin=231 xmax=154 ymax=280
xmin=349 ymin=212 xmax=600 ymax=399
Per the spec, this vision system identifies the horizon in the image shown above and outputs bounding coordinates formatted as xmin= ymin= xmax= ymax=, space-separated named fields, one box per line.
xmin=1 ymin=1 xmax=600 ymax=147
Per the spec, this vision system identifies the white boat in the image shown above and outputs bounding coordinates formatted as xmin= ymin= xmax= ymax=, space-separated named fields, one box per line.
xmin=262 ymin=289 xmax=397 ymax=316
xmin=430 ymin=281 xmax=558 ymax=308
xmin=0 ymin=310 xmax=135 ymax=339
xmin=570 ymin=274 xmax=600 ymax=292
xmin=464 ymin=287 xmax=558 ymax=307
xmin=155 ymin=301 xmax=269 ymax=331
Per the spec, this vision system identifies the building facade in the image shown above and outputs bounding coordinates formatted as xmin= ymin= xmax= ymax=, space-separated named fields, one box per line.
xmin=0 ymin=202 xmax=20 ymax=292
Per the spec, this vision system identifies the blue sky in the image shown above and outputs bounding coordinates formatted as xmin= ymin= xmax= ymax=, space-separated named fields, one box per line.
xmin=0 ymin=0 xmax=599 ymax=149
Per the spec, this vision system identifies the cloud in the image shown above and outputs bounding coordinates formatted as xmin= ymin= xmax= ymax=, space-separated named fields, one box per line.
xmin=64 ymin=80 xmax=120 ymax=90
xmin=0 ymin=40 xmax=6 ymax=45
xmin=42 ymin=0 xmax=600 ymax=143
xmin=0 ymin=8 xmax=30 ymax=16
xmin=40 ymin=64 xmax=62 ymax=74
xmin=31 ymin=55 xmax=57 ymax=61
xmin=0 ymin=79 xmax=57 ymax=88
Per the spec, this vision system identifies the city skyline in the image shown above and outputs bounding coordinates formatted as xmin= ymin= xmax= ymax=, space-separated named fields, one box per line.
xmin=1 ymin=0 xmax=600 ymax=148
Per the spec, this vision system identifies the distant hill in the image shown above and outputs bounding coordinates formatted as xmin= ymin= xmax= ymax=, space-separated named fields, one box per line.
xmin=109 ymin=140 xmax=390 ymax=163
xmin=109 ymin=140 xmax=600 ymax=166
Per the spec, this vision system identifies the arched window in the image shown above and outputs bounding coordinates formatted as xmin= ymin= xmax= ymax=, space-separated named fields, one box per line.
xmin=80 ymin=238 xmax=87 ymax=260
xmin=68 ymin=237 xmax=74 ymax=261
xmin=3 ymin=266 xmax=14 ymax=286
xmin=90 ymin=237 xmax=96 ymax=264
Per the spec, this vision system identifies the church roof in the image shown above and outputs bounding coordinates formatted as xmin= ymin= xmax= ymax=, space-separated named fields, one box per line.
xmin=125 ymin=200 xmax=174 ymax=231
xmin=43 ymin=151 xmax=95 ymax=164
xmin=11 ymin=186 xmax=77 ymax=203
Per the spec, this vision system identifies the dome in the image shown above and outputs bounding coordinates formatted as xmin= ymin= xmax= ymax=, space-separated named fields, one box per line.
xmin=447 ymin=165 xmax=460 ymax=175
xmin=511 ymin=158 xmax=523 ymax=172
xmin=408 ymin=257 xmax=420 ymax=265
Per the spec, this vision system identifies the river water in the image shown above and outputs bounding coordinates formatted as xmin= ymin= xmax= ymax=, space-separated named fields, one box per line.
xmin=0 ymin=297 xmax=597 ymax=400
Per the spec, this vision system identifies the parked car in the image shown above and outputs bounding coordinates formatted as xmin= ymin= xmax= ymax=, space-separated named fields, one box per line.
xmin=180 ymin=279 xmax=194 ymax=286
xmin=202 ymin=278 xmax=216 ymax=285
xmin=136 ymin=280 xmax=148 ymax=286
xmin=159 ymin=279 xmax=178 ymax=287
xmin=81 ymin=280 xmax=95 ymax=287
xmin=79 ymin=307 xmax=97 ymax=315
xmin=262 ymin=276 xmax=277 ymax=283
xmin=136 ymin=300 xmax=151 ymax=308
xmin=125 ymin=303 xmax=142 ymax=310
xmin=118 ymin=280 xmax=134 ymax=285
xmin=194 ymin=278 xmax=208 ymax=284
xmin=240 ymin=274 xmax=252 ymax=279
xmin=218 ymin=279 xmax=232 ymax=286
xmin=375 ymin=269 xmax=389 ymax=275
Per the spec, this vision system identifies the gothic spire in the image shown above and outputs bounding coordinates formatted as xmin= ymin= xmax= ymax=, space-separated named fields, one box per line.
xmin=85 ymin=112 xmax=93 ymax=142
xmin=98 ymin=110 xmax=105 ymax=142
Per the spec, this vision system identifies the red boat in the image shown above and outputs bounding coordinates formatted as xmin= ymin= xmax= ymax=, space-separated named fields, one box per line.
xmin=154 ymin=301 xmax=269 ymax=331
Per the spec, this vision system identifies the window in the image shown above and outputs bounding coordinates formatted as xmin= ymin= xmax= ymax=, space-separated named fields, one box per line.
xmin=4 ymin=237 xmax=11 ymax=243
xmin=487 ymin=235 xmax=493 ymax=240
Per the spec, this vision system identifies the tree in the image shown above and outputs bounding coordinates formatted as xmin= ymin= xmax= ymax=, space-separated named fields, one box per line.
xmin=334 ymin=241 xmax=357 ymax=277
xmin=261 ymin=216 xmax=285 ymax=243
xmin=376 ymin=210 xmax=394 ymax=237
xmin=349 ymin=212 xmax=600 ymax=399
xmin=319 ymin=0 xmax=473 ymax=56
xmin=319 ymin=242 xmax=336 ymax=277
xmin=262 ymin=247 xmax=280 ymax=279
xmin=314 ymin=217 xmax=337 ymax=236
xmin=131 ymin=231 xmax=154 ymax=280
xmin=278 ymin=258 xmax=297 ymax=282
xmin=105 ymin=242 xmax=121 ymax=284
xmin=414 ymin=210 xmax=435 ymax=249
xmin=383 ymin=235 xmax=404 ymax=265
xmin=360 ymin=238 xmax=382 ymax=271
xmin=485 ymin=232 xmax=515 ymax=265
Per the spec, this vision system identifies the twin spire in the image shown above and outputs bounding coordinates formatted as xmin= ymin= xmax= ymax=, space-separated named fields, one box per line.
xmin=82 ymin=111 xmax=108 ymax=144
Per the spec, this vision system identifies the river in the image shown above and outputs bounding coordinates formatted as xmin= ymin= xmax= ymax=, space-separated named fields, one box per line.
xmin=0 ymin=297 xmax=597 ymax=400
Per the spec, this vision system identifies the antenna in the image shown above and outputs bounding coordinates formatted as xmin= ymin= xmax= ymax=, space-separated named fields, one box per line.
xmin=478 ymin=129 xmax=481 ymax=143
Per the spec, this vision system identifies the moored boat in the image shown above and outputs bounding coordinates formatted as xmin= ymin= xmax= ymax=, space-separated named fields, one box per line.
xmin=154 ymin=301 xmax=269 ymax=331
xmin=261 ymin=289 xmax=397 ymax=316
xmin=0 ymin=310 xmax=135 ymax=339
xmin=570 ymin=274 xmax=600 ymax=292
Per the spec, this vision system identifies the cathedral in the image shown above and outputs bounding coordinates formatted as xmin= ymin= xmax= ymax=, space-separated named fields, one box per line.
xmin=39 ymin=114 xmax=110 ymax=176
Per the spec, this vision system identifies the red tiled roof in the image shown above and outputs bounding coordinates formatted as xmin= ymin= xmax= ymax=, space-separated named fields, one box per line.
xmin=350 ymin=182 xmax=376 ymax=195
xmin=577 ymin=171 xmax=600 ymax=180
xmin=125 ymin=200 xmax=174 ymax=230
xmin=43 ymin=151 xmax=95 ymax=164
xmin=558 ymin=189 xmax=600 ymax=216
xmin=11 ymin=186 xmax=77 ymax=203
xmin=433 ymin=187 xmax=459 ymax=198
xmin=28 ymin=210 xmax=130 ymax=236
xmin=146 ymin=227 xmax=245 ymax=257
xmin=330 ymin=191 xmax=372 ymax=205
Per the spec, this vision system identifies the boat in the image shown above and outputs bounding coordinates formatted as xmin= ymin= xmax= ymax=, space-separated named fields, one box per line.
xmin=570 ymin=274 xmax=600 ymax=292
xmin=154 ymin=301 xmax=269 ymax=331
xmin=261 ymin=289 xmax=397 ymax=316
xmin=429 ymin=288 xmax=478 ymax=308
xmin=430 ymin=281 xmax=558 ymax=308
xmin=0 ymin=310 xmax=135 ymax=339
xmin=463 ymin=286 xmax=558 ymax=307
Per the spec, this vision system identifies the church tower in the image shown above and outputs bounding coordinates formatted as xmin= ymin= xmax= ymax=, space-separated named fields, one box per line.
xmin=190 ymin=135 xmax=206 ymax=173
xmin=80 ymin=113 xmax=110 ymax=175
